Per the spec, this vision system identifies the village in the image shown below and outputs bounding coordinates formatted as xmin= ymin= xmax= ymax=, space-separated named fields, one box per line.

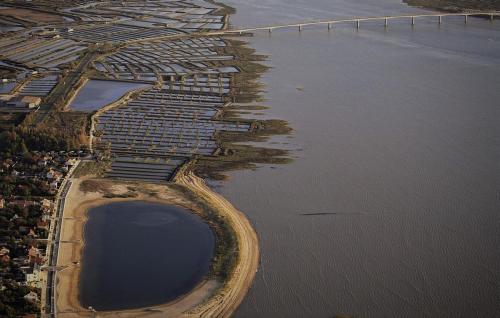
xmin=0 ymin=144 xmax=82 ymax=316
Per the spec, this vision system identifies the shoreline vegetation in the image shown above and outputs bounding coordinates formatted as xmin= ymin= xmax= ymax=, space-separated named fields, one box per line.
xmin=404 ymin=0 xmax=500 ymax=12
xmin=56 ymin=172 xmax=259 ymax=317
xmin=193 ymin=38 xmax=293 ymax=180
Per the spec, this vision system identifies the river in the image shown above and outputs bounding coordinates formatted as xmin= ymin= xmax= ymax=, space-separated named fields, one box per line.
xmin=215 ymin=0 xmax=500 ymax=317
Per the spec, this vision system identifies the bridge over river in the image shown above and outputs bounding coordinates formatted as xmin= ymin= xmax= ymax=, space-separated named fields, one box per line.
xmin=130 ymin=12 xmax=499 ymax=45
xmin=214 ymin=12 xmax=499 ymax=34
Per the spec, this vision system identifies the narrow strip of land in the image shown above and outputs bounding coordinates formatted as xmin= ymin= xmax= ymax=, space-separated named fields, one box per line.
xmin=175 ymin=172 xmax=260 ymax=318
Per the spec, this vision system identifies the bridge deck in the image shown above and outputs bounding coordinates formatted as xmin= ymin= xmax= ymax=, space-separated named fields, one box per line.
xmin=128 ymin=12 xmax=498 ymax=44
xmin=216 ymin=12 xmax=499 ymax=34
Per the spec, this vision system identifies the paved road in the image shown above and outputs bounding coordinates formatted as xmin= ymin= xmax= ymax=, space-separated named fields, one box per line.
xmin=43 ymin=161 xmax=80 ymax=318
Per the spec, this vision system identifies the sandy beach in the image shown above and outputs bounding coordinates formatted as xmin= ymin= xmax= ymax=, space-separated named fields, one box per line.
xmin=55 ymin=172 xmax=259 ymax=317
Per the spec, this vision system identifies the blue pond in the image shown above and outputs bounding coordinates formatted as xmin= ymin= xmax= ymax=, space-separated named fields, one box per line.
xmin=79 ymin=201 xmax=214 ymax=310
xmin=69 ymin=79 xmax=149 ymax=112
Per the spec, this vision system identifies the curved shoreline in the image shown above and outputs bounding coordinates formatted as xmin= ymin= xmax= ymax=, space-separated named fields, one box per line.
xmin=175 ymin=172 xmax=260 ymax=317
xmin=55 ymin=174 xmax=259 ymax=317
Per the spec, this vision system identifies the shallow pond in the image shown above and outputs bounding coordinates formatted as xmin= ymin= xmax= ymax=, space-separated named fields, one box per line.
xmin=79 ymin=201 xmax=214 ymax=311
xmin=0 ymin=82 xmax=15 ymax=94
xmin=69 ymin=79 xmax=149 ymax=112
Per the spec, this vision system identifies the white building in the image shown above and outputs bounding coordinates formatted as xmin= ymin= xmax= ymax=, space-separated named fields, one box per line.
xmin=26 ymin=267 xmax=43 ymax=288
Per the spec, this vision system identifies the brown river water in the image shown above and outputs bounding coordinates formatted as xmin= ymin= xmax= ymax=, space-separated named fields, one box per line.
xmin=211 ymin=0 xmax=500 ymax=317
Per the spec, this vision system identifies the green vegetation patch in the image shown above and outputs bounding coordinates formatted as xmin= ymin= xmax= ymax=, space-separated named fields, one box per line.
xmin=19 ymin=111 xmax=90 ymax=152
xmin=72 ymin=160 xmax=111 ymax=178
xmin=190 ymin=37 xmax=294 ymax=180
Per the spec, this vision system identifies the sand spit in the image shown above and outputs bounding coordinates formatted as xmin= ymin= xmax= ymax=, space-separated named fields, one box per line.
xmin=55 ymin=173 xmax=258 ymax=318
xmin=174 ymin=172 xmax=259 ymax=317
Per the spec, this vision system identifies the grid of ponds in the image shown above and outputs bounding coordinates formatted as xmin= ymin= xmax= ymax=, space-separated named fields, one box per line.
xmin=94 ymin=37 xmax=236 ymax=81
xmin=61 ymin=23 xmax=185 ymax=44
xmin=65 ymin=0 xmax=224 ymax=31
xmin=0 ymin=21 xmax=23 ymax=33
xmin=0 ymin=36 xmax=87 ymax=68
xmin=107 ymin=156 xmax=186 ymax=182
xmin=81 ymin=0 xmax=250 ymax=182
xmin=0 ymin=8 xmax=26 ymax=33
xmin=0 ymin=0 xmax=250 ymax=182
xmin=18 ymin=75 xmax=59 ymax=97
xmin=59 ymin=0 xmax=225 ymax=44
xmin=96 ymin=86 xmax=249 ymax=181
xmin=166 ymin=74 xmax=232 ymax=94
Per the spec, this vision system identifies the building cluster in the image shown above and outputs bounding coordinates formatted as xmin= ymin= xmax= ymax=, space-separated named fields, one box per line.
xmin=0 ymin=150 xmax=78 ymax=309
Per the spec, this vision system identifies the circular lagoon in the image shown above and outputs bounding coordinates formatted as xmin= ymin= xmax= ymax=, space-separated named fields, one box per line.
xmin=79 ymin=201 xmax=215 ymax=311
